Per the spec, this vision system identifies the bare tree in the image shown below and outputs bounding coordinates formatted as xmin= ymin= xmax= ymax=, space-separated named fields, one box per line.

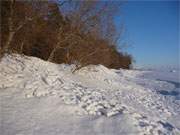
xmin=1 ymin=0 xmax=132 ymax=70
xmin=3 ymin=1 xmax=30 ymax=52
xmin=1 ymin=0 xmax=50 ymax=53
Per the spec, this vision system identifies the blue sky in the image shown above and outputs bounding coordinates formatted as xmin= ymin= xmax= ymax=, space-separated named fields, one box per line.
xmin=115 ymin=1 xmax=179 ymax=68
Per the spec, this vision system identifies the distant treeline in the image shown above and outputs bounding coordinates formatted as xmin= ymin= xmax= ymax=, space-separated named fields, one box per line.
xmin=0 ymin=0 xmax=133 ymax=70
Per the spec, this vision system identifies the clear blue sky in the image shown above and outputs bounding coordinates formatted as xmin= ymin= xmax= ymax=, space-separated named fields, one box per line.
xmin=115 ymin=1 xmax=179 ymax=69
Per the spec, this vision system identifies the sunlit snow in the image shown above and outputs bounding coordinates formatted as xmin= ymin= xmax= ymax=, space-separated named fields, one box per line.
xmin=0 ymin=54 xmax=179 ymax=135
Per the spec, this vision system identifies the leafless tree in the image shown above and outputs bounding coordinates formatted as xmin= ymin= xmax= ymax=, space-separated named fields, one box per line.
xmin=1 ymin=0 xmax=132 ymax=70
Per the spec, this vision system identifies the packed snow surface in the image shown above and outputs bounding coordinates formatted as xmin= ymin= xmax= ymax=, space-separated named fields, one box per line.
xmin=0 ymin=54 xmax=180 ymax=135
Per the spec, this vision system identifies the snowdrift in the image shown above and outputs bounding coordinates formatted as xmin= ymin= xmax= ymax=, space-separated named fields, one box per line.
xmin=0 ymin=54 xmax=180 ymax=135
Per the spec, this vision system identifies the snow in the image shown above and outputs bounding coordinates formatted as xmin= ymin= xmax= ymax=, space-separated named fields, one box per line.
xmin=0 ymin=54 xmax=180 ymax=135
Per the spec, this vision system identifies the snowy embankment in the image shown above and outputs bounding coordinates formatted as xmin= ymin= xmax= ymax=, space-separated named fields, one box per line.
xmin=0 ymin=54 xmax=180 ymax=135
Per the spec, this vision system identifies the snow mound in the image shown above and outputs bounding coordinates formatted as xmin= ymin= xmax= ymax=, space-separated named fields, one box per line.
xmin=77 ymin=64 xmax=119 ymax=80
xmin=0 ymin=54 xmax=180 ymax=135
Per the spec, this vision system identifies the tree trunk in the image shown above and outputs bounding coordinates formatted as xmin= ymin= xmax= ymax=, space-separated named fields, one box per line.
xmin=4 ymin=0 xmax=14 ymax=52
xmin=20 ymin=41 xmax=24 ymax=53
xmin=48 ymin=47 xmax=57 ymax=62
xmin=4 ymin=31 xmax=15 ymax=52
xmin=66 ymin=49 xmax=70 ymax=63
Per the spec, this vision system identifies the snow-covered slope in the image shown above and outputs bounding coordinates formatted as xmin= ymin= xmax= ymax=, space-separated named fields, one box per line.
xmin=0 ymin=54 xmax=180 ymax=135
